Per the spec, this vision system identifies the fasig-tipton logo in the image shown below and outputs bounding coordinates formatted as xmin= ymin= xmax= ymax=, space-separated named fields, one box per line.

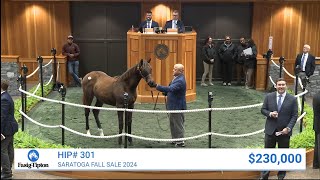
xmin=18 ymin=149 xmax=49 ymax=169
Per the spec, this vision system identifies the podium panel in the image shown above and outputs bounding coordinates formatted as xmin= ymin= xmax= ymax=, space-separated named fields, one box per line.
xmin=127 ymin=31 xmax=197 ymax=103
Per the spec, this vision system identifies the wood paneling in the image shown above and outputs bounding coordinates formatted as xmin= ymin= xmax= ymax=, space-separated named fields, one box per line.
xmin=141 ymin=2 xmax=181 ymax=28
xmin=252 ymin=2 xmax=320 ymax=89
xmin=1 ymin=0 xmax=71 ymax=58
xmin=252 ymin=2 xmax=320 ymax=59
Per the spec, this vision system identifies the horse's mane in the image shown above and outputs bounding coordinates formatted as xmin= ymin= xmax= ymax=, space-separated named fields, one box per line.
xmin=117 ymin=63 xmax=139 ymax=82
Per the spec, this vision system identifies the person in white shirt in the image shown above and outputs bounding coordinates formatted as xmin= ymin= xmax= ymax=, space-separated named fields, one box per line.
xmin=163 ymin=10 xmax=185 ymax=33
xmin=138 ymin=10 xmax=159 ymax=32
xmin=294 ymin=44 xmax=316 ymax=78
xmin=260 ymin=78 xmax=298 ymax=180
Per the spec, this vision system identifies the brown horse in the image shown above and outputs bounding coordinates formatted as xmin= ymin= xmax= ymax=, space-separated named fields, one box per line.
xmin=82 ymin=59 xmax=155 ymax=145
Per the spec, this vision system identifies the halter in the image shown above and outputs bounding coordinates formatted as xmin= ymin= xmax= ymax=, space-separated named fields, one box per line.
xmin=137 ymin=64 xmax=151 ymax=82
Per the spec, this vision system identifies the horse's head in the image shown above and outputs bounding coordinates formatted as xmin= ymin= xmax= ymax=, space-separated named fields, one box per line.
xmin=137 ymin=58 xmax=155 ymax=87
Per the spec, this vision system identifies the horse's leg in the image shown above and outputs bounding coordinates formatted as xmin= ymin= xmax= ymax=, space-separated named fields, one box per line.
xmin=93 ymin=100 xmax=104 ymax=136
xmin=85 ymin=108 xmax=91 ymax=135
xmin=128 ymin=104 xmax=134 ymax=145
xmin=117 ymin=111 xmax=124 ymax=145
xmin=83 ymin=93 xmax=94 ymax=136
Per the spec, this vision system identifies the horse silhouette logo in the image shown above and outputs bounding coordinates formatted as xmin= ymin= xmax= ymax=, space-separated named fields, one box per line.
xmin=28 ymin=150 xmax=39 ymax=162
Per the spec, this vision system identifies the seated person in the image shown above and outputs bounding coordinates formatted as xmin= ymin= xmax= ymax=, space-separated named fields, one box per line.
xmin=163 ymin=10 xmax=184 ymax=33
xmin=138 ymin=10 xmax=159 ymax=33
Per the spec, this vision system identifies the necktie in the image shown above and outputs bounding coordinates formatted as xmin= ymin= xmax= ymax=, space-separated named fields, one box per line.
xmin=147 ymin=22 xmax=150 ymax=28
xmin=173 ymin=21 xmax=176 ymax=28
xmin=277 ymin=94 xmax=282 ymax=112
xmin=300 ymin=54 xmax=306 ymax=70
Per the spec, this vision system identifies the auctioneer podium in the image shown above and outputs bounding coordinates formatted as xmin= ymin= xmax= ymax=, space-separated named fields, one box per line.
xmin=127 ymin=30 xmax=197 ymax=103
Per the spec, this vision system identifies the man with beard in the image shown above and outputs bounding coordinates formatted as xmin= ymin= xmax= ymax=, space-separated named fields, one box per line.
xmin=218 ymin=35 xmax=236 ymax=86
xmin=139 ymin=11 xmax=159 ymax=32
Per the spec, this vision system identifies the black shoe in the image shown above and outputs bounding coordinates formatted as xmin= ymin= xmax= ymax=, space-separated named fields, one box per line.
xmin=175 ymin=142 xmax=185 ymax=147
xmin=1 ymin=173 xmax=13 ymax=179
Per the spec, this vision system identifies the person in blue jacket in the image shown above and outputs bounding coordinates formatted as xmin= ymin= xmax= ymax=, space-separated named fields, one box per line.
xmin=149 ymin=64 xmax=186 ymax=147
xmin=1 ymin=80 xmax=18 ymax=179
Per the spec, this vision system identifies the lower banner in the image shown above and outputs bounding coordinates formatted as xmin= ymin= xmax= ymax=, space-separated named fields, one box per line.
xmin=15 ymin=148 xmax=306 ymax=171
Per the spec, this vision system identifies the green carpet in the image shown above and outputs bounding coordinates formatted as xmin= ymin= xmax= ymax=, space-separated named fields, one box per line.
xmin=24 ymin=82 xmax=300 ymax=148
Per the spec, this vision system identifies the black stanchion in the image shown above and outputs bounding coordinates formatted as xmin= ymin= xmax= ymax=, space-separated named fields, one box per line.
xmin=208 ymin=92 xmax=213 ymax=148
xmin=59 ymin=84 xmax=67 ymax=145
xmin=294 ymin=65 xmax=301 ymax=95
xmin=279 ymin=56 xmax=285 ymax=78
xmin=51 ymin=48 xmax=59 ymax=91
xmin=21 ymin=65 xmax=28 ymax=131
xmin=17 ymin=75 xmax=25 ymax=131
xmin=124 ymin=92 xmax=129 ymax=148
xmin=263 ymin=49 xmax=273 ymax=90
xmin=299 ymin=77 xmax=309 ymax=133
xmin=37 ymin=56 xmax=44 ymax=99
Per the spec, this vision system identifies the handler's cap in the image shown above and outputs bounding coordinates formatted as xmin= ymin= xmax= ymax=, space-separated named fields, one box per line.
xmin=67 ymin=35 xmax=73 ymax=39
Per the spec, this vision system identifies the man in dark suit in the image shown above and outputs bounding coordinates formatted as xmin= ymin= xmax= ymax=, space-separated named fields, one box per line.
xmin=1 ymin=80 xmax=19 ymax=179
xmin=151 ymin=64 xmax=186 ymax=147
xmin=294 ymin=44 xmax=316 ymax=78
xmin=313 ymin=91 xmax=320 ymax=169
xmin=138 ymin=10 xmax=159 ymax=32
xmin=163 ymin=10 xmax=185 ymax=33
xmin=260 ymin=78 xmax=298 ymax=180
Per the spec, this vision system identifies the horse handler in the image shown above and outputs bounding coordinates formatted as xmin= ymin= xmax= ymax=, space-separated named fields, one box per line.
xmin=149 ymin=64 xmax=186 ymax=147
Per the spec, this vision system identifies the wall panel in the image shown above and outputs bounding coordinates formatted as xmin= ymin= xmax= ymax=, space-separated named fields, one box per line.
xmin=141 ymin=2 xmax=181 ymax=28
xmin=1 ymin=0 xmax=71 ymax=58
xmin=252 ymin=2 xmax=320 ymax=59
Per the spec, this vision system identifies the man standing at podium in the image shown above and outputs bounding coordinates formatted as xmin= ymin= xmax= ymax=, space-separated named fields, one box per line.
xmin=139 ymin=11 xmax=159 ymax=31
xmin=164 ymin=10 xmax=185 ymax=33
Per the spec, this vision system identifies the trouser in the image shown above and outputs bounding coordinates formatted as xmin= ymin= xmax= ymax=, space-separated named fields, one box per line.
xmin=222 ymin=61 xmax=233 ymax=83
xmin=260 ymin=132 xmax=290 ymax=179
xmin=169 ymin=113 xmax=185 ymax=143
xmin=294 ymin=72 xmax=307 ymax=94
xmin=201 ymin=62 xmax=213 ymax=84
xmin=68 ymin=60 xmax=81 ymax=86
xmin=1 ymin=135 xmax=14 ymax=175
xmin=245 ymin=68 xmax=254 ymax=88
xmin=236 ymin=63 xmax=245 ymax=84
xmin=314 ymin=132 xmax=320 ymax=168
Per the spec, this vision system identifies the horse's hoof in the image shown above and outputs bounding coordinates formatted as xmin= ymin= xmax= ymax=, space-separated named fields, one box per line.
xmin=98 ymin=128 xmax=104 ymax=136
xmin=86 ymin=130 xmax=91 ymax=135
